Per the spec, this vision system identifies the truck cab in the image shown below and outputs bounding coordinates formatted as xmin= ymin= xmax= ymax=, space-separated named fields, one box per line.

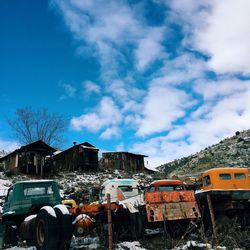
xmin=99 ymin=179 xmax=140 ymax=202
xmin=196 ymin=167 xmax=250 ymax=202
xmin=2 ymin=180 xmax=62 ymax=225
xmin=145 ymin=179 xmax=200 ymax=223
xmin=201 ymin=167 xmax=250 ymax=191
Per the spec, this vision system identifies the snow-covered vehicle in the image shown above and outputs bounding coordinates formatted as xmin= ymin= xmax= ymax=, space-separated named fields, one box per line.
xmin=0 ymin=180 xmax=73 ymax=249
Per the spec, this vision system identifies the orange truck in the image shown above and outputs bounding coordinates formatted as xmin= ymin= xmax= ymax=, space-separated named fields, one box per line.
xmin=195 ymin=167 xmax=250 ymax=226
xmin=145 ymin=180 xmax=201 ymax=231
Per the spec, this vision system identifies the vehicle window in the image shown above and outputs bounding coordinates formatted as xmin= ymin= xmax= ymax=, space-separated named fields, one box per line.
xmin=24 ymin=184 xmax=54 ymax=196
xmin=203 ymin=175 xmax=211 ymax=186
xmin=118 ymin=185 xmax=133 ymax=192
xmin=6 ymin=189 xmax=13 ymax=201
xmin=159 ymin=186 xmax=174 ymax=191
xmin=174 ymin=185 xmax=184 ymax=190
xmin=234 ymin=173 xmax=246 ymax=179
xmin=149 ymin=186 xmax=155 ymax=192
xmin=219 ymin=173 xmax=231 ymax=180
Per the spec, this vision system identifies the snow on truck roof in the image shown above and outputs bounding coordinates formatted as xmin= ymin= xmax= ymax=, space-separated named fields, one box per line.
xmin=14 ymin=180 xmax=56 ymax=185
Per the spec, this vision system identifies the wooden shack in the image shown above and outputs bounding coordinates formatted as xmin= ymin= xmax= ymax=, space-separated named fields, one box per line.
xmin=101 ymin=152 xmax=148 ymax=172
xmin=0 ymin=140 xmax=56 ymax=175
xmin=52 ymin=142 xmax=99 ymax=172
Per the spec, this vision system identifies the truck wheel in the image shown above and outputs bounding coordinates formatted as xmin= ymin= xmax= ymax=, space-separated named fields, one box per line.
xmin=20 ymin=215 xmax=37 ymax=245
xmin=35 ymin=207 xmax=59 ymax=250
xmin=54 ymin=204 xmax=73 ymax=250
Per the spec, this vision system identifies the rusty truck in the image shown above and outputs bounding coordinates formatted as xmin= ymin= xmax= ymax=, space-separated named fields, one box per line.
xmin=144 ymin=179 xmax=201 ymax=236
xmin=195 ymin=167 xmax=250 ymax=232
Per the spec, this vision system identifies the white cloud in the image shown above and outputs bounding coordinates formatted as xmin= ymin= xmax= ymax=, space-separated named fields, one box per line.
xmin=60 ymin=83 xmax=76 ymax=99
xmin=130 ymin=78 xmax=250 ymax=168
xmin=135 ymin=27 xmax=166 ymax=71
xmin=52 ymin=0 xmax=168 ymax=79
xmin=130 ymin=136 xmax=201 ymax=170
xmin=154 ymin=54 xmax=206 ymax=86
xmin=170 ymin=0 xmax=250 ymax=75
xmin=84 ymin=81 xmax=101 ymax=94
xmin=116 ymin=143 xmax=125 ymax=152
xmin=70 ymin=97 xmax=122 ymax=132
xmin=194 ymin=0 xmax=250 ymax=74
xmin=193 ymin=79 xmax=250 ymax=101
xmin=100 ymin=127 xmax=120 ymax=140
xmin=137 ymin=85 xmax=194 ymax=136
xmin=107 ymin=79 xmax=145 ymax=105
xmin=0 ymin=139 xmax=20 ymax=152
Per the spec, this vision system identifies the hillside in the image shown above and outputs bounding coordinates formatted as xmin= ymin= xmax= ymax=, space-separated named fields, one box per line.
xmin=158 ymin=129 xmax=250 ymax=177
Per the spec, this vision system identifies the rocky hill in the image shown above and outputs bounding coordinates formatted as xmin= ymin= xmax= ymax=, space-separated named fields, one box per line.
xmin=158 ymin=129 xmax=250 ymax=177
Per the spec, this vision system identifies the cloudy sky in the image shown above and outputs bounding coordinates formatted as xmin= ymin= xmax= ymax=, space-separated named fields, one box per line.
xmin=1 ymin=0 xmax=250 ymax=169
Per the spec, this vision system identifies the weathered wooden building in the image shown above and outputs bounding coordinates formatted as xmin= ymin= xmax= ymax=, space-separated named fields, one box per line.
xmin=101 ymin=152 xmax=148 ymax=172
xmin=52 ymin=142 xmax=99 ymax=172
xmin=0 ymin=140 xmax=56 ymax=175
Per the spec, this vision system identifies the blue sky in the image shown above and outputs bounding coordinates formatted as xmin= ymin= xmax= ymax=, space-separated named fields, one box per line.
xmin=1 ymin=0 xmax=250 ymax=169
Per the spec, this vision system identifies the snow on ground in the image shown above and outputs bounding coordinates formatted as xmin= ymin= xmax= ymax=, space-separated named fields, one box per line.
xmin=116 ymin=241 xmax=147 ymax=250
xmin=5 ymin=247 xmax=36 ymax=250
xmin=0 ymin=175 xmax=12 ymax=213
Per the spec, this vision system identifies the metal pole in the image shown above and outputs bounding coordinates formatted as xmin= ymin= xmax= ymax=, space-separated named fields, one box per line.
xmin=107 ymin=193 xmax=113 ymax=250
xmin=206 ymin=193 xmax=218 ymax=245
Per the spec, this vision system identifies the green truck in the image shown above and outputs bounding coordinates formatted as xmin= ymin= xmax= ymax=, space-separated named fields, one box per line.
xmin=0 ymin=180 xmax=73 ymax=249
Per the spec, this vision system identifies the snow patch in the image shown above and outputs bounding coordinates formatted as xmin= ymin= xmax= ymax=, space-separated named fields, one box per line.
xmin=41 ymin=205 xmax=56 ymax=218
xmin=24 ymin=214 xmax=37 ymax=222
xmin=54 ymin=204 xmax=69 ymax=215
xmin=116 ymin=241 xmax=147 ymax=250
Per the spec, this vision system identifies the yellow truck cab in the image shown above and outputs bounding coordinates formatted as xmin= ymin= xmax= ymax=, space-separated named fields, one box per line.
xmin=196 ymin=167 xmax=250 ymax=219
xmin=201 ymin=167 xmax=250 ymax=191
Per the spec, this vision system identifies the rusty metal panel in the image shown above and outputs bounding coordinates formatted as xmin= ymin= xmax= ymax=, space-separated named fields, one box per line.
xmin=145 ymin=190 xmax=196 ymax=203
xmin=145 ymin=191 xmax=200 ymax=222
xmin=146 ymin=201 xmax=200 ymax=222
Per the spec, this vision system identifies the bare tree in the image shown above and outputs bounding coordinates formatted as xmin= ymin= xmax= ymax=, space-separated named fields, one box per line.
xmin=8 ymin=108 xmax=66 ymax=147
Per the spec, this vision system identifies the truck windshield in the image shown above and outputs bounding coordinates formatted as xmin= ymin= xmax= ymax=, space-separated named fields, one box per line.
xmin=118 ymin=185 xmax=133 ymax=192
xmin=24 ymin=184 xmax=54 ymax=196
xmin=149 ymin=185 xmax=184 ymax=192
xmin=203 ymin=175 xmax=211 ymax=186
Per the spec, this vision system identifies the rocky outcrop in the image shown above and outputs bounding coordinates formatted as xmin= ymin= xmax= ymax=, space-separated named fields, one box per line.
xmin=158 ymin=130 xmax=250 ymax=177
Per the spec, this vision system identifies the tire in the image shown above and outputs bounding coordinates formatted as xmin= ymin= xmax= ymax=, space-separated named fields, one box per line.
xmin=20 ymin=215 xmax=37 ymax=246
xmin=35 ymin=206 xmax=60 ymax=250
xmin=54 ymin=205 xmax=73 ymax=250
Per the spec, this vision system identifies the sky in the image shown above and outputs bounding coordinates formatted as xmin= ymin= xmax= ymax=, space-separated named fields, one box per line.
xmin=1 ymin=0 xmax=250 ymax=169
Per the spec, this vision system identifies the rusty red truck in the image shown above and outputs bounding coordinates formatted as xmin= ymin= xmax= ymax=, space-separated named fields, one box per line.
xmin=144 ymin=179 xmax=201 ymax=235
